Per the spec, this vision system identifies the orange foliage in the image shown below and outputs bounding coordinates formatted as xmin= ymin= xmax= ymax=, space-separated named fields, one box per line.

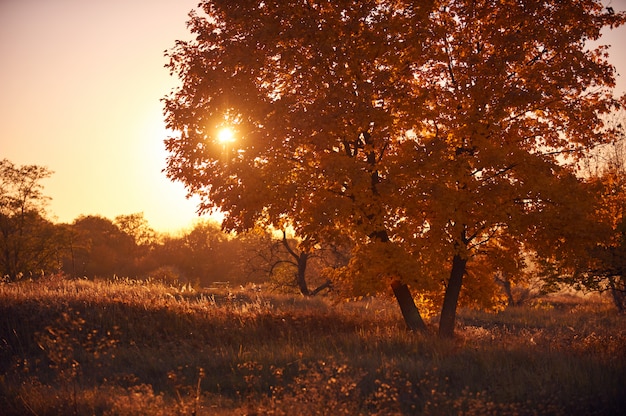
xmin=163 ymin=1 xmax=626 ymax=324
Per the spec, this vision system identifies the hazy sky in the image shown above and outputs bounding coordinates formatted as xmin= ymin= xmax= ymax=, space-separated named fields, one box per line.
xmin=1 ymin=0 xmax=625 ymax=233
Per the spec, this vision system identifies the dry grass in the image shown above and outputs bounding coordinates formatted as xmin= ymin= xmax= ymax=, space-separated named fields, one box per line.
xmin=1 ymin=275 xmax=625 ymax=415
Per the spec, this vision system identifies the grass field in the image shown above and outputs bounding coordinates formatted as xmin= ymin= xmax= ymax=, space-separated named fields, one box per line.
xmin=1 ymin=275 xmax=625 ymax=415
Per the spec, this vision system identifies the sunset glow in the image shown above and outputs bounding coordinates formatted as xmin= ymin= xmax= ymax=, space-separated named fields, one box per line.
xmin=217 ymin=127 xmax=235 ymax=144
xmin=0 ymin=0 xmax=202 ymax=233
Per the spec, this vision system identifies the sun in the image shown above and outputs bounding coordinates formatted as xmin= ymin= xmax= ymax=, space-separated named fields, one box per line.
xmin=217 ymin=127 xmax=235 ymax=144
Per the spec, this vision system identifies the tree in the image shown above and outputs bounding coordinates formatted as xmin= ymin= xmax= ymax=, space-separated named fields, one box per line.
xmin=114 ymin=212 xmax=159 ymax=277
xmin=181 ymin=220 xmax=231 ymax=285
xmin=163 ymin=0 xmax=625 ymax=336
xmin=568 ymin=109 xmax=626 ymax=312
xmin=0 ymin=159 xmax=56 ymax=278
xmin=66 ymin=215 xmax=136 ymax=278
xmin=114 ymin=213 xmax=157 ymax=247
xmin=250 ymin=229 xmax=336 ymax=296
xmin=156 ymin=220 xmax=251 ymax=286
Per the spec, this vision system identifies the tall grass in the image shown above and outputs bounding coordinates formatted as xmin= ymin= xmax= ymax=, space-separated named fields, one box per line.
xmin=1 ymin=275 xmax=624 ymax=415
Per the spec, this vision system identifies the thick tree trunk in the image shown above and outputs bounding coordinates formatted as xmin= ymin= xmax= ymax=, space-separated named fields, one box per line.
xmin=391 ymin=280 xmax=428 ymax=333
xmin=438 ymin=254 xmax=467 ymax=338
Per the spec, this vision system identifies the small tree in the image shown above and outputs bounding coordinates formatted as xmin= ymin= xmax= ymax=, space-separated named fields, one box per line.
xmin=164 ymin=0 xmax=625 ymax=336
xmin=253 ymin=229 xmax=335 ymax=296
xmin=0 ymin=159 xmax=55 ymax=278
xmin=114 ymin=213 xmax=157 ymax=247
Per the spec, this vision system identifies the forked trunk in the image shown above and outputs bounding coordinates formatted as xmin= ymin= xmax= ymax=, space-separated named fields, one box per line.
xmin=438 ymin=254 xmax=467 ymax=338
xmin=391 ymin=280 xmax=428 ymax=333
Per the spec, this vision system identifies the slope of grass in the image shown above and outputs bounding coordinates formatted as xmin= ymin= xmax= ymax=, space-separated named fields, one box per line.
xmin=1 ymin=275 xmax=625 ymax=415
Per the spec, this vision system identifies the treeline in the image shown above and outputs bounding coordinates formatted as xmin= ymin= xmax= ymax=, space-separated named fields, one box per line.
xmin=2 ymin=211 xmax=338 ymax=291
xmin=3 ymin=209 xmax=339 ymax=290
xmin=56 ymin=214 xmax=265 ymax=286
xmin=0 ymin=160 xmax=336 ymax=290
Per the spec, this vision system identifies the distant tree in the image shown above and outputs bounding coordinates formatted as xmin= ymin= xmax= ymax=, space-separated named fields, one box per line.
xmin=55 ymin=223 xmax=81 ymax=277
xmin=66 ymin=215 xmax=135 ymax=278
xmin=250 ymin=229 xmax=336 ymax=296
xmin=154 ymin=220 xmax=247 ymax=286
xmin=114 ymin=212 xmax=159 ymax=276
xmin=185 ymin=221 xmax=229 ymax=284
xmin=164 ymin=1 xmax=625 ymax=337
xmin=276 ymin=230 xmax=336 ymax=296
xmin=564 ymin=110 xmax=626 ymax=312
xmin=0 ymin=159 xmax=57 ymax=278
xmin=146 ymin=233 xmax=188 ymax=282
xmin=114 ymin=213 xmax=157 ymax=247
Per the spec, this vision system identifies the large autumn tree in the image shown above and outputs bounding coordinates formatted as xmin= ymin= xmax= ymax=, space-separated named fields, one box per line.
xmin=163 ymin=0 xmax=625 ymax=337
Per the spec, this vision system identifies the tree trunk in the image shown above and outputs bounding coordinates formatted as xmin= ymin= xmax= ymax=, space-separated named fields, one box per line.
xmin=438 ymin=254 xmax=467 ymax=338
xmin=609 ymin=276 xmax=626 ymax=313
xmin=295 ymin=253 xmax=310 ymax=296
xmin=391 ymin=280 xmax=428 ymax=333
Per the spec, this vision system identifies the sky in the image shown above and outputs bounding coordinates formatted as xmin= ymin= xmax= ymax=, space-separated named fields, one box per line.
xmin=1 ymin=0 xmax=626 ymax=234
xmin=0 ymin=0 xmax=201 ymax=233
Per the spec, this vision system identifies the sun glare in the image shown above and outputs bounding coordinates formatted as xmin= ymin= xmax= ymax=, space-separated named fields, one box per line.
xmin=217 ymin=127 xmax=235 ymax=144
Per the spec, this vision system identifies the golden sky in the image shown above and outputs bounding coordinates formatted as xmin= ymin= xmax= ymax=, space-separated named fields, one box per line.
xmin=1 ymin=0 xmax=625 ymax=233
xmin=0 ymin=0 xmax=202 ymax=233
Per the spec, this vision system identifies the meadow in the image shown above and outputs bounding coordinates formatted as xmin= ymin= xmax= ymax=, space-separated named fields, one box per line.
xmin=1 ymin=275 xmax=624 ymax=415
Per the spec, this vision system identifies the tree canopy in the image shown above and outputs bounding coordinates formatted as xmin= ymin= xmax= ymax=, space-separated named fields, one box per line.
xmin=0 ymin=159 xmax=56 ymax=278
xmin=163 ymin=0 xmax=626 ymax=336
